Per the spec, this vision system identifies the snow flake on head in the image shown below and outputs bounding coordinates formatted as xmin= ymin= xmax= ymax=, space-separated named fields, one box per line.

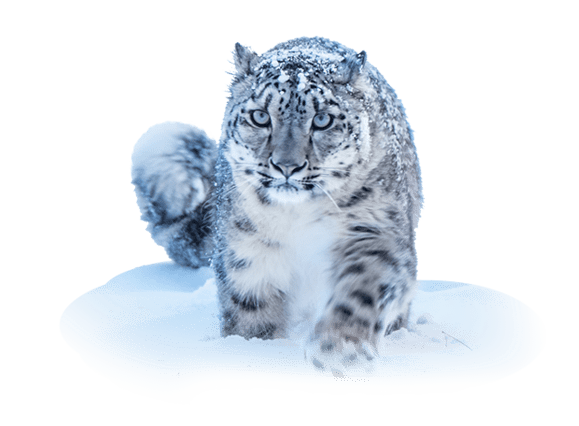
xmin=278 ymin=70 xmax=290 ymax=83
xmin=254 ymin=37 xmax=353 ymax=82
xmin=296 ymin=72 xmax=308 ymax=91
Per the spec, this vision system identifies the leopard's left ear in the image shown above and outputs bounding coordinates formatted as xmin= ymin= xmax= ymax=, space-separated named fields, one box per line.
xmin=332 ymin=51 xmax=367 ymax=84
xmin=233 ymin=43 xmax=260 ymax=76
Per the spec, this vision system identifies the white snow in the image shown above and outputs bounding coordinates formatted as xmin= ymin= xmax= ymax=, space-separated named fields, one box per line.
xmin=57 ymin=32 xmax=544 ymax=411
xmin=297 ymin=72 xmax=308 ymax=91
xmin=278 ymin=70 xmax=290 ymax=83
xmin=60 ymin=262 xmax=540 ymax=392
xmin=267 ymin=48 xmax=344 ymax=71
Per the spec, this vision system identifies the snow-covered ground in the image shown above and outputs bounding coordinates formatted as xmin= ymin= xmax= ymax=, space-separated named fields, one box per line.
xmin=61 ymin=262 xmax=540 ymax=399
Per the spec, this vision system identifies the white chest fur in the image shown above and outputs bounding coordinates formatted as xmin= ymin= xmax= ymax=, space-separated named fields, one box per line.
xmin=228 ymin=196 xmax=339 ymax=336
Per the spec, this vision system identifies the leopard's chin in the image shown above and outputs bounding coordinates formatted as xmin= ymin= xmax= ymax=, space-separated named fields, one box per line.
xmin=264 ymin=184 xmax=312 ymax=204
xmin=274 ymin=181 xmax=301 ymax=192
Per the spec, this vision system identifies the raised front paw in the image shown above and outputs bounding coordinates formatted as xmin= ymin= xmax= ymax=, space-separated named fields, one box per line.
xmin=304 ymin=330 xmax=378 ymax=377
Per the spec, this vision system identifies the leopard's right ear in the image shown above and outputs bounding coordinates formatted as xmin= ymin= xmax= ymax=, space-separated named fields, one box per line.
xmin=332 ymin=51 xmax=367 ymax=84
xmin=234 ymin=43 xmax=259 ymax=76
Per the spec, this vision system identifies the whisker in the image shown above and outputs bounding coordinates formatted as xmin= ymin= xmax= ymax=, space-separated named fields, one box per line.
xmin=233 ymin=179 xmax=255 ymax=200
xmin=316 ymin=166 xmax=354 ymax=172
xmin=314 ymin=169 xmax=365 ymax=178
xmin=232 ymin=163 xmax=262 ymax=167
xmin=313 ymin=183 xmax=342 ymax=213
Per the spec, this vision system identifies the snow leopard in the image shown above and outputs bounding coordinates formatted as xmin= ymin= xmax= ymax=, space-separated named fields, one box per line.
xmin=131 ymin=37 xmax=422 ymax=370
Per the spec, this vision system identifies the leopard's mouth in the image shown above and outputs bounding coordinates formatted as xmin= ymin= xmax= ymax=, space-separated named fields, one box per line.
xmin=261 ymin=178 xmax=317 ymax=192
xmin=258 ymin=171 xmax=318 ymax=192
xmin=276 ymin=182 xmax=300 ymax=191
xmin=262 ymin=180 xmax=302 ymax=193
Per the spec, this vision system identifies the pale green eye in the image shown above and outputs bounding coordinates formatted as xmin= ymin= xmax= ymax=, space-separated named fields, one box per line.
xmin=250 ymin=110 xmax=270 ymax=127
xmin=312 ymin=113 xmax=333 ymax=130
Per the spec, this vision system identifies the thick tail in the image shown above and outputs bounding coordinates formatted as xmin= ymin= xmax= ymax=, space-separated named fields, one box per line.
xmin=131 ymin=122 xmax=217 ymax=268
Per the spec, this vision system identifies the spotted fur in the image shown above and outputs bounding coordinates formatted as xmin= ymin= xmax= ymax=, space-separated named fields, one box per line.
xmin=131 ymin=37 xmax=422 ymax=369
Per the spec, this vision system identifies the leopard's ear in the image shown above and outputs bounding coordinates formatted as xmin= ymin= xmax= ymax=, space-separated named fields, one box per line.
xmin=234 ymin=43 xmax=260 ymax=76
xmin=332 ymin=51 xmax=367 ymax=84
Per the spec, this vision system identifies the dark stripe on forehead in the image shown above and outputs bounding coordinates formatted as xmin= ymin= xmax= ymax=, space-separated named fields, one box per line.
xmin=312 ymin=96 xmax=320 ymax=113
xmin=264 ymin=93 xmax=273 ymax=111
xmin=252 ymin=82 xmax=273 ymax=101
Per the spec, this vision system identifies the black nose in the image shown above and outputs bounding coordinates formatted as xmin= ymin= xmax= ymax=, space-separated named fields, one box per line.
xmin=269 ymin=158 xmax=308 ymax=178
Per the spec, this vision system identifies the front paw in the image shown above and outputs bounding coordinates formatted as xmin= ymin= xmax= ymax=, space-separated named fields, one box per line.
xmin=304 ymin=331 xmax=378 ymax=377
